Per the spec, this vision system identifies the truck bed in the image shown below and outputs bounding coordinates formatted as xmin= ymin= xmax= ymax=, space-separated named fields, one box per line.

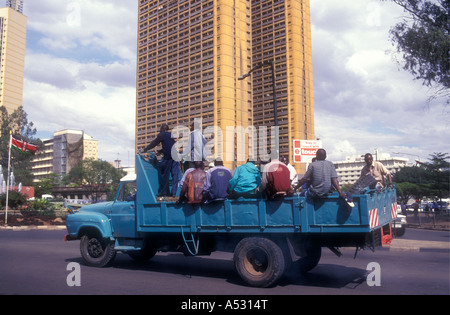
xmin=136 ymin=155 xmax=397 ymax=236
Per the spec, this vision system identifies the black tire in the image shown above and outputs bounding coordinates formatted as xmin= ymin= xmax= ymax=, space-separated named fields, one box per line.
xmin=80 ymin=234 xmax=116 ymax=267
xmin=296 ymin=239 xmax=321 ymax=273
xmin=394 ymin=226 xmax=406 ymax=237
xmin=233 ymin=237 xmax=285 ymax=288
xmin=128 ymin=242 xmax=157 ymax=262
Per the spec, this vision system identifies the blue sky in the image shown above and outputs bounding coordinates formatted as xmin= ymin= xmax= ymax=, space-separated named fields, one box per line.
xmin=17 ymin=0 xmax=450 ymax=166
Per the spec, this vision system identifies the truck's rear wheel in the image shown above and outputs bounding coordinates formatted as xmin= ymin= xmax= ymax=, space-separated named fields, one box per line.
xmin=296 ymin=239 xmax=321 ymax=273
xmin=128 ymin=242 xmax=157 ymax=262
xmin=233 ymin=237 xmax=285 ymax=288
xmin=80 ymin=234 xmax=116 ymax=267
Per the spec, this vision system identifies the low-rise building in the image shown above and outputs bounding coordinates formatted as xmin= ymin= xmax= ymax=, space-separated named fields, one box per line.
xmin=31 ymin=129 xmax=98 ymax=183
xmin=334 ymin=153 xmax=409 ymax=186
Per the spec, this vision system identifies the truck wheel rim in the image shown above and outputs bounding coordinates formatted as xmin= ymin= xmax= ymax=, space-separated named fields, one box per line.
xmin=245 ymin=248 xmax=269 ymax=275
xmin=87 ymin=238 xmax=104 ymax=258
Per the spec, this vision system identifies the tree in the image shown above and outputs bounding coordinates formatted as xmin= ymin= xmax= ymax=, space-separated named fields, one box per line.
xmin=34 ymin=175 xmax=58 ymax=198
xmin=65 ymin=158 xmax=126 ymax=202
xmin=396 ymin=182 xmax=422 ymax=203
xmin=382 ymin=0 xmax=449 ymax=100
xmin=393 ymin=151 xmax=450 ymax=201
xmin=0 ymin=106 xmax=41 ymax=186
xmin=427 ymin=152 xmax=450 ymax=170
xmin=426 ymin=152 xmax=450 ymax=201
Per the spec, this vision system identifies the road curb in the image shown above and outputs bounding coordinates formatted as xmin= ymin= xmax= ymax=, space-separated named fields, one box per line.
xmin=407 ymin=224 xmax=449 ymax=232
xmin=388 ymin=238 xmax=449 ymax=253
xmin=0 ymin=225 xmax=66 ymax=231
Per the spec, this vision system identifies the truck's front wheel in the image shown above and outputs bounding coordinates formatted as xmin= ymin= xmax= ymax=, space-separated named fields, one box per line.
xmin=80 ymin=234 xmax=116 ymax=267
xmin=233 ymin=237 xmax=285 ymax=288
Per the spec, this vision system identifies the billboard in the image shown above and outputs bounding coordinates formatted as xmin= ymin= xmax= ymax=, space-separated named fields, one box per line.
xmin=293 ymin=140 xmax=322 ymax=163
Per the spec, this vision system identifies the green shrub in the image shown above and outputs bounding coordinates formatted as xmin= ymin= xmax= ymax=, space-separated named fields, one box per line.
xmin=28 ymin=198 xmax=49 ymax=210
xmin=0 ymin=191 xmax=27 ymax=208
xmin=28 ymin=198 xmax=56 ymax=216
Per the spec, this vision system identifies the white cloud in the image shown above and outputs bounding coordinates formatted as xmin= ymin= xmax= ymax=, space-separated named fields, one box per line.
xmin=24 ymin=77 xmax=136 ymax=163
xmin=24 ymin=0 xmax=138 ymax=61
xmin=346 ymin=50 xmax=388 ymax=77
xmin=310 ymin=0 xmax=450 ymax=164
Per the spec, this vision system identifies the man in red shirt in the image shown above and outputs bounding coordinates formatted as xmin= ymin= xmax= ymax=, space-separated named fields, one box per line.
xmin=261 ymin=158 xmax=292 ymax=199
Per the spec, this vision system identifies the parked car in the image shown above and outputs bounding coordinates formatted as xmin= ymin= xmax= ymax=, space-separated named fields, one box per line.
xmin=437 ymin=201 xmax=448 ymax=211
xmin=392 ymin=205 xmax=407 ymax=237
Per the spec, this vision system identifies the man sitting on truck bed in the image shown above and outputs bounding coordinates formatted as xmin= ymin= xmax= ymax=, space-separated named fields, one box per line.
xmin=261 ymin=157 xmax=293 ymax=199
xmin=177 ymin=161 xmax=206 ymax=204
xmin=228 ymin=160 xmax=262 ymax=199
xmin=295 ymin=149 xmax=345 ymax=199
xmin=203 ymin=159 xmax=232 ymax=203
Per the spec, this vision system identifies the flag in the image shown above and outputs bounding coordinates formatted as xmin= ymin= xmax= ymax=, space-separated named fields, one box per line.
xmin=11 ymin=135 xmax=38 ymax=155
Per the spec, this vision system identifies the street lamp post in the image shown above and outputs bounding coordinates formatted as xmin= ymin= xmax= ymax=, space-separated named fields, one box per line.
xmin=392 ymin=152 xmax=423 ymax=165
xmin=238 ymin=60 xmax=278 ymax=127
xmin=393 ymin=151 xmax=424 ymax=184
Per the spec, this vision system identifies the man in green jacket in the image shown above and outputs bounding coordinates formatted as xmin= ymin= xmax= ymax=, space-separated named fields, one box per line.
xmin=228 ymin=160 xmax=262 ymax=199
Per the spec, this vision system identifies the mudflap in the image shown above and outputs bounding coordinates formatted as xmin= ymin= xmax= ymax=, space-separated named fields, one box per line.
xmin=381 ymin=223 xmax=393 ymax=246
xmin=365 ymin=224 xmax=393 ymax=250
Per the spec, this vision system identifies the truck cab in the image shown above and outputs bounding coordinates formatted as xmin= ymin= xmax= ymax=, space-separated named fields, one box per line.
xmin=109 ymin=174 xmax=137 ymax=239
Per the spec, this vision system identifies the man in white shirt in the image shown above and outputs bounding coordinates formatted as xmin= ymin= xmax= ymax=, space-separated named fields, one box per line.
xmin=280 ymin=156 xmax=298 ymax=188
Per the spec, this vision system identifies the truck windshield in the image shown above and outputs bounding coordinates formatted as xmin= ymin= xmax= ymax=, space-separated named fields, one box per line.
xmin=117 ymin=182 xmax=137 ymax=202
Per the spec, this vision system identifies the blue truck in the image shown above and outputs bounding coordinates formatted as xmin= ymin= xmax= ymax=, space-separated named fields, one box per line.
xmin=65 ymin=153 xmax=398 ymax=287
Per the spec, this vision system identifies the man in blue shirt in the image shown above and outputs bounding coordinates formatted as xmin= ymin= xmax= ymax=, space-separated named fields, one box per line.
xmin=143 ymin=124 xmax=180 ymax=196
xmin=203 ymin=160 xmax=232 ymax=202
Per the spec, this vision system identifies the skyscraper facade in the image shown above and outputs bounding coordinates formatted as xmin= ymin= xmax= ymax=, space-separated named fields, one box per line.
xmin=6 ymin=0 xmax=23 ymax=13
xmin=0 ymin=1 xmax=26 ymax=114
xmin=136 ymin=0 xmax=314 ymax=171
xmin=251 ymin=0 xmax=315 ymax=170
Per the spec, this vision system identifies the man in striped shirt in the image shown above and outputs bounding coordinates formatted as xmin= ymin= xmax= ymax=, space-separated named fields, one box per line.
xmin=295 ymin=149 xmax=345 ymax=198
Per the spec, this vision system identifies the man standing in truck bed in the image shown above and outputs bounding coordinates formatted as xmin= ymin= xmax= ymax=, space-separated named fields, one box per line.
xmin=143 ymin=124 xmax=180 ymax=197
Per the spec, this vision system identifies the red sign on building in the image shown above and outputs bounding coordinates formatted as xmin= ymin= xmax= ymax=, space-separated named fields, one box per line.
xmin=293 ymin=140 xmax=322 ymax=163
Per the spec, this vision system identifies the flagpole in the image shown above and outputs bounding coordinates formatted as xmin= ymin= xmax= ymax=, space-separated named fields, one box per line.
xmin=5 ymin=132 xmax=12 ymax=225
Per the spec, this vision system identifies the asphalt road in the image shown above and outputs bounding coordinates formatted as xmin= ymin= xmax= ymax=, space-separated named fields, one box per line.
xmin=0 ymin=228 xmax=448 ymax=298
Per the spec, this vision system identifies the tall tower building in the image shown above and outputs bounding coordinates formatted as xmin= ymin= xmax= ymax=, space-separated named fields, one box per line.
xmin=0 ymin=0 xmax=26 ymax=113
xmin=6 ymin=0 xmax=23 ymax=13
xmin=136 ymin=0 xmax=314 ymax=171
